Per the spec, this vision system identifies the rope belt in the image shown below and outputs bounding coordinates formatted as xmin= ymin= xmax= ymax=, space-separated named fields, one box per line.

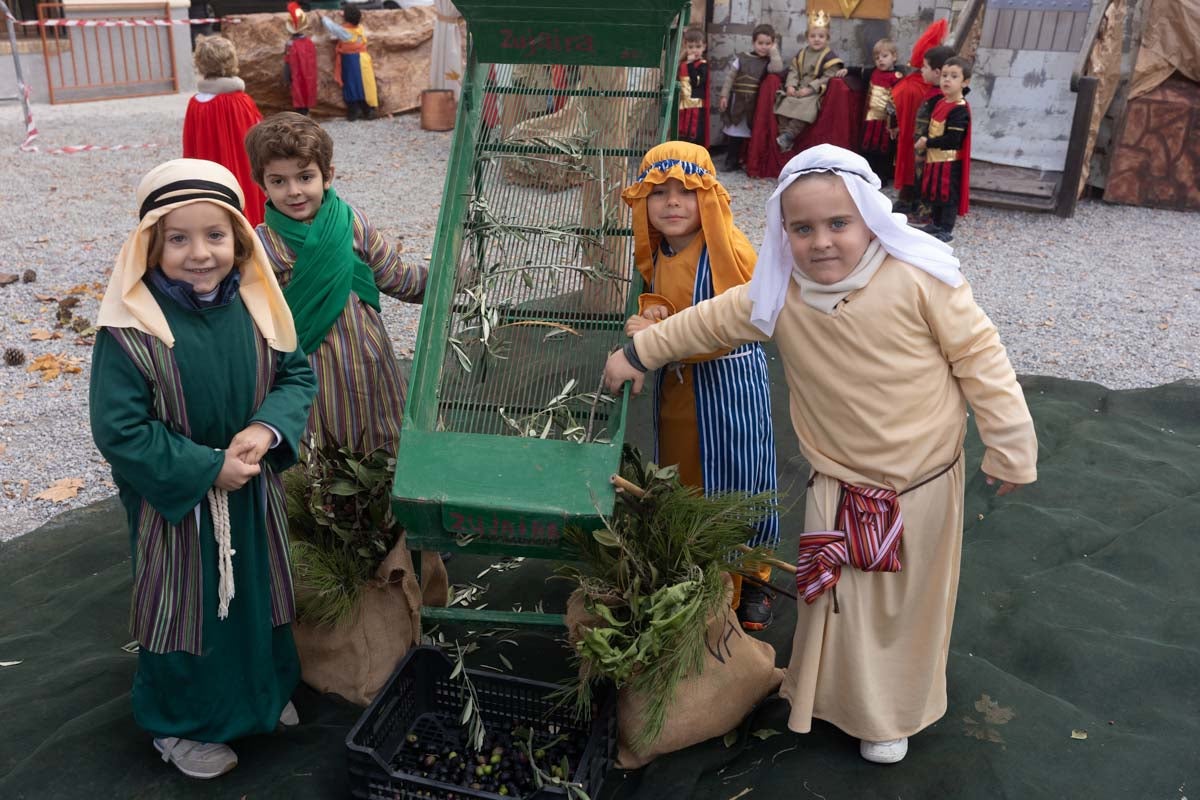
xmin=207 ymin=487 xmax=235 ymax=619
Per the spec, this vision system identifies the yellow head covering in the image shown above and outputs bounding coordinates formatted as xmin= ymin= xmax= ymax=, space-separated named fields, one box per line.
xmin=621 ymin=141 xmax=757 ymax=296
xmin=97 ymin=158 xmax=297 ymax=352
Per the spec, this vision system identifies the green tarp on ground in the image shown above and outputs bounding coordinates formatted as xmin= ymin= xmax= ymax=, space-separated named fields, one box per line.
xmin=2 ymin=372 xmax=1198 ymax=799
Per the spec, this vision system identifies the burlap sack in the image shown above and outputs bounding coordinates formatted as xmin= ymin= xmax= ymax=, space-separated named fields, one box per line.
xmin=293 ymin=535 xmax=446 ymax=706
xmin=565 ymin=581 xmax=785 ymax=770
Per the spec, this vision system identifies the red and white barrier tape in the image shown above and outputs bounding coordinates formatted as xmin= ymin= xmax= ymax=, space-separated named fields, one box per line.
xmin=18 ymin=83 xmax=38 ymax=152
xmin=4 ymin=11 xmax=232 ymax=26
xmin=17 ymin=83 xmax=160 ymax=155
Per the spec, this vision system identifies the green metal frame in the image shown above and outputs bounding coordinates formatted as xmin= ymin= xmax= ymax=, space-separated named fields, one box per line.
xmin=396 ymin=1 xmax=690 ymax=628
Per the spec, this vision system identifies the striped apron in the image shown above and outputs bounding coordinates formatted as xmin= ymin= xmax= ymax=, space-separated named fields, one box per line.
xmin=652 ymin=246 xmax=780 ymax=548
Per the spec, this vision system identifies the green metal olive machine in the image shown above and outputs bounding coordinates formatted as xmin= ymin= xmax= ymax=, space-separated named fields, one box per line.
xmin=393 ymin=1 xmax=689 ymax=626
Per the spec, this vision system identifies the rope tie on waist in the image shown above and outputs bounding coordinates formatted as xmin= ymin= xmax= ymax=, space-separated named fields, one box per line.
xmin=207 ymin=487 xmax=235 ymax=619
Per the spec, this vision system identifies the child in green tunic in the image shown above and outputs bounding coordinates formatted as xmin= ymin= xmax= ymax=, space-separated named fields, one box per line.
xmin=91 ymin=159 xmax=316 ymax=780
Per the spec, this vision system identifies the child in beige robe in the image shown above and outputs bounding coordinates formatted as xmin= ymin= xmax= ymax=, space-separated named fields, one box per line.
xmin=603 ymin=144 xmax=1037 ymax=765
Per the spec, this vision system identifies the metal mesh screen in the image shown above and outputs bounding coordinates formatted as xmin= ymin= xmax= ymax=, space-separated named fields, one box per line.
xmin=434 ymin=63 xmax=666 ymax=443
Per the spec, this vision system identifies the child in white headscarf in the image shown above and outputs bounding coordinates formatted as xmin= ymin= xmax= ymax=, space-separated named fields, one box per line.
xmin=606 ymin=144 xmax=1037 ymax=764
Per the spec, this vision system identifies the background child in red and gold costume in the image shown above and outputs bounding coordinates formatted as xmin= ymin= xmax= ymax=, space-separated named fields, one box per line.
xmin=916 ymin=56 xmax=972 ymax=242
xmin=676 ymin=26 xmax=710 ymax=148
xmin=890 ymin=20 xmax=950 ymax=215
xmin=282 ymin=2 xmax=318 ymax=117
xmin=849 ymin=38 xmax=905 ymax=187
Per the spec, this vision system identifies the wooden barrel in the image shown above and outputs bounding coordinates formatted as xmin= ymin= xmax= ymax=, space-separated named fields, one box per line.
xmin=420 ymin=89 xmax=457 ymax=131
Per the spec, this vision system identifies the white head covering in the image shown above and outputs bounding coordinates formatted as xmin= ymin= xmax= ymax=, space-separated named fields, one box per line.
xmin=746 ymin=144 xmax=963 ymax=335
xmin=97 ymin=158 xmax=297 ymax=352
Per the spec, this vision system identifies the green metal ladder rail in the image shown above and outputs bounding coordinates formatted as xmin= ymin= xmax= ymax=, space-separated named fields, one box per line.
xmin=398 ymin=0 xmax=690 ymax=629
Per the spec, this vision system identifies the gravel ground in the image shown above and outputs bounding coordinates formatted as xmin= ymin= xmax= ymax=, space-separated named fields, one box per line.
xmin=1 ymin=93 xmax=1197 ymax=541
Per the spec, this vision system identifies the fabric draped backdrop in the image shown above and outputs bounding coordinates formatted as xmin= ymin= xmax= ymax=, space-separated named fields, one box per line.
xmin=431 ymin=0 xmax=464 ymax=99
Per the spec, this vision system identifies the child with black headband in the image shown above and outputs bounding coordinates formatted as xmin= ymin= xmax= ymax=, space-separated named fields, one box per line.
xmin=90 ymin=158 xmax=315 ymax=780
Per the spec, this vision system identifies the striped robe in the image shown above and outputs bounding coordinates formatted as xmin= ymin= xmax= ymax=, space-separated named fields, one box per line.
xmin=256 ymin=205 xmax=427 ymax=458
xmin=645 ymin=234 xmax=778 ymax=549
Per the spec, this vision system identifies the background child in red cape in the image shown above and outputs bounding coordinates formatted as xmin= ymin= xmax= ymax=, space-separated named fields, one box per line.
xmin=182 ymin=36 xmax=267 ymax=226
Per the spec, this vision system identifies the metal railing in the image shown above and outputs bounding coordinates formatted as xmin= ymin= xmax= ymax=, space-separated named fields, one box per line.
xmin=37 ymin=2 xmax=178 ymax=104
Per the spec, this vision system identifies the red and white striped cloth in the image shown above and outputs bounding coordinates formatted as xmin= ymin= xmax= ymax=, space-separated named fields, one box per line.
xmin=795 ymin=482 xmax=904 ymax=604
xmin=3 ymin=10 xmax=225 ymax=27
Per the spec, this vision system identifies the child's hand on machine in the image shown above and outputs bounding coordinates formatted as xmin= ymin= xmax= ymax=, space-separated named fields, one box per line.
xmin=915 ymin=136 xmax=928 ymax=152
xmin=228 ymin=423 xmax=275 ymax=466
xmin=798 ymin=86 xmax=814 ymax=97
xmin=835 ymin=68 xmax=848 ymax=78
xmin=604 ymin=348 xmax=645 ymax=395
xmin=719 ymin=96 xmax=728 ymax=112
xmin=785 ymin=85 xmax=798 ymax=97
xmin=216 ymin=449 xmax=261 ymax=491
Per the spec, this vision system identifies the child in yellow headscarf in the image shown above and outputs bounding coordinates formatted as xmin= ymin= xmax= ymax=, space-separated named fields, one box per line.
xmin=91 ymin=159 xmax=316 ymax=780
xmin=621 ymin=141 xmax=779 ymax=631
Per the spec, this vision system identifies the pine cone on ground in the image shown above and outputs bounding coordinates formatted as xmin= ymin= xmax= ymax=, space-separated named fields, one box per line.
xmin=4 ymin=347 xmax=26 ymax=366
xmin=21 ymin=269 xmax=36 ymax=283
xmin=70 ymin=316 xmax=92 ymax=333
xmin=56 ymin=296 xmax=80 ymax=326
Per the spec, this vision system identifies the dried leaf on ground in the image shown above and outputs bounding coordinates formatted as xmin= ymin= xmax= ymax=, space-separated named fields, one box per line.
xmin=33 ymin=477 xmax=85 ymax=502
xmin=25 ymin=353 xmax=83 ymax=381
xmin=1070 ymin=729 xmax=1088 ymax=740
xmin=0 ymin=274 xmax=19 ymax=287
xmin=750 ymin=728 xmax=783 ymax=741
xmin=976 ymin=693 xmax=1016 ymax=724
xmin=29 ymin=328 xmax=59 ymax=342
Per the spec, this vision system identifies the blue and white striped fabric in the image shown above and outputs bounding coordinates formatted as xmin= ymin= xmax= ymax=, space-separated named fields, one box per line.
xmin=651 ymin=246 xmax=780 ymax=548
xmin=636 ymin=158 xmax=711 ymax=182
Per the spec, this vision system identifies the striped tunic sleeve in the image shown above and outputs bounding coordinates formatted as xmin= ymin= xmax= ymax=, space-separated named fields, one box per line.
xmin=352 ymin=206 xmax=427 ymax=303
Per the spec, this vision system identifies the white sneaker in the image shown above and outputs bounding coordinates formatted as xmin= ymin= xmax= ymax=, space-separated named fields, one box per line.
xmin=153 ymin=737 xmax=238 ymax=779
xmin=860 ymin=737 xmax=908 ymax=764
xmin=279 ymin=700 xmax=299 ymax=727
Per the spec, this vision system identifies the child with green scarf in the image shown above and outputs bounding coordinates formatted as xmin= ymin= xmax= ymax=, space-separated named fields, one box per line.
xmin=246 ymin=112 xmax=426 ymax=459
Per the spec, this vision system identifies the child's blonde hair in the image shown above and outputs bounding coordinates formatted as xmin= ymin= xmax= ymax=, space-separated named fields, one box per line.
xmin=146 ymin=205 xmax=255 ymax=270
xmin=193 ymin=35 xmax=238 ymax=79
xmin=872 ymin=38 xmax=899 ymax=59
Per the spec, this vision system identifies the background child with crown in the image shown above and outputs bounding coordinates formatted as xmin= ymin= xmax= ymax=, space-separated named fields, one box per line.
xmin=772 ymin=9 xmax=846 ymax=153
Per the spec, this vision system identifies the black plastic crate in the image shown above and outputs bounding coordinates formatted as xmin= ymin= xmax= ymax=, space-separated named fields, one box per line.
xmin=347 ymin=646 xmax=615 ymax=800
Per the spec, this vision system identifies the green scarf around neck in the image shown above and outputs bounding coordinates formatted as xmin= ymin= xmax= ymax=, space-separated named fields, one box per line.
xmin=266 ymin=187 xmax=380 ymax=354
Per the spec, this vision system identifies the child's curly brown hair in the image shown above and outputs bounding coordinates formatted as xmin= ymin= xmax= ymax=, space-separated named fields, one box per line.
xmin=244 ymin=112 xmax=335 ymax=185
